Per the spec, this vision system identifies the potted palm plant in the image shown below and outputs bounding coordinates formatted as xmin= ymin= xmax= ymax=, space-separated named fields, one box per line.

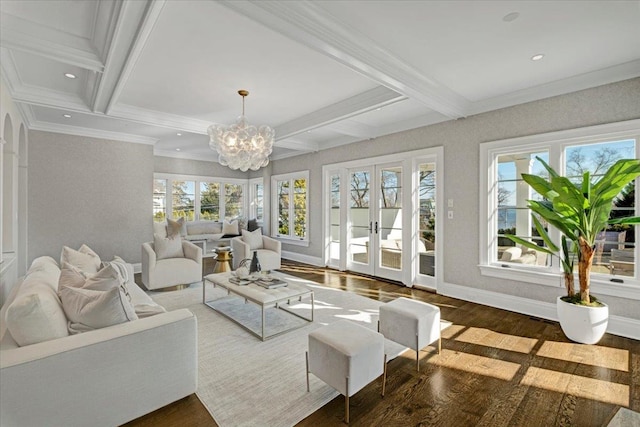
xmin=507 ymin=157 xmax=640 ymax=344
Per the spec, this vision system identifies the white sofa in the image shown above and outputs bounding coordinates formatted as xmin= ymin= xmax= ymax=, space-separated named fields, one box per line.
xmin=0 ymin=256 xmax=198 ymax=427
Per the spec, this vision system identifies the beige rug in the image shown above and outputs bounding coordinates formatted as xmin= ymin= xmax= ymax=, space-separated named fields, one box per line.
xmin=151 ymin=275 xmax=408 ymax=427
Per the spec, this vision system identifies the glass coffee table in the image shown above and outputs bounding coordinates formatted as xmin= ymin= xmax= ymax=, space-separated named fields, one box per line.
xmin=202 ymin=272 xmax=314 ymax=341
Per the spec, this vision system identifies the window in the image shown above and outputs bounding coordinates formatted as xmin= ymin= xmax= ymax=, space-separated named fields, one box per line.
xmin=272 ymin=171 xmax=309 ymax=243
xmin=153 ymin=179 xmax=167 ymax=222
xmin=153 ymin=174 xmax=247 ymax=222
xmin=224 ymin=183 xmax=244 ymax=219
xmin=200 ymin=182 xmax=220 ymax=220
xmin=480 ymin=120 xmax=640 ymax=298
xmin=172 ymin=180 xmax=195 ymax=220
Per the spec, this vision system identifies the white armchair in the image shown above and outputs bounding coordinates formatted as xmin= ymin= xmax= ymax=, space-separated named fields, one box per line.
xmin=231 ymin=234 xmax=281 ymax=272
xmin=142 ymin=240 xmax=202 ymax=290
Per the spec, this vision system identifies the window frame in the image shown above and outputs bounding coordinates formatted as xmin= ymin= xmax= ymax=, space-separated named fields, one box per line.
xmin=271 ymin=170 xmax=309 ymax=246
xmin=479 ymin=119 xmax=640 ymax=300
xmin=153 ymin=173 xmax=247 ymax=222
xmin=248 ymin=177 xmax=264 ymax=225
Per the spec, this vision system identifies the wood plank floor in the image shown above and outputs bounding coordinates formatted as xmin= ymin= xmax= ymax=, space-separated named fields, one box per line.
xmin=125 ymin=260 xmax=639 ymax=427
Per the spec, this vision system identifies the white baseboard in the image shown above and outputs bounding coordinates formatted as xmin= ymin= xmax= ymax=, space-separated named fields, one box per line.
xmin=132 ymin=263 xmax=141 ymax=274
xmin=439 ymin=281 xmax=640 ymax=341
xmin=281 ymin=251 xmax=324 ymax=267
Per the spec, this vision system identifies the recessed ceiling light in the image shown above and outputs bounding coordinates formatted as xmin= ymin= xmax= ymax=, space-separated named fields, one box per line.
xmin=176 ymin=133 xmax=182 ymax=136
xmin=307 ymin=130 xmax=312 ymax=133
xmin=64 ymin=73 xmax=76 ymax=79
xmin=531 ymin=54 xmax=545 ymax=61
xmin=175 ymin=148 xmax=181 ymax=151
xmin=503 ymin=12 xmax=520 ymax=22
xmin=376 ymin=108 xmax=382 ymax=111
xmin=62 ymin=114 xmax=72 ymax=118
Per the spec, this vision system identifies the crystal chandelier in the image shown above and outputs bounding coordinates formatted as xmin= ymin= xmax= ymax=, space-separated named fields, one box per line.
xmin=207 ymin=90 xmax=275 ymax=171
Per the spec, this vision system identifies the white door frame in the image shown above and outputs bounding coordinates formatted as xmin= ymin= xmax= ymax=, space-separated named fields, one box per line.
xmin=322 ymin=146 xmax=443 ymax=289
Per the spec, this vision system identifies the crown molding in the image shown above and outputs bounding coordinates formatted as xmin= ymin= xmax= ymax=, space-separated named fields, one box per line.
xmin=154 ymin=149 xmax=217 ymax=162
xmin=276 ymin=86 xmax=405 ymax=140
xmin=222 ymin=0 xmax=469 ymax=119
xmin=9 ymin=83 xmax=91 ymax=113
xmin=108 ymin=103 xmax=210 ymax=134
xmin=29 ymin=121 xmax=158 ymax=145
xmin=468 ymin=59 xmax=640 ymax=116
xmin=0 ymin=12 xmax=104 ymax=72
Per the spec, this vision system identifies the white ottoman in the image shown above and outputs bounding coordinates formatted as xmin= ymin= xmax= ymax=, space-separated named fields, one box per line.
xmin=379 ymin=297 xmax=441 ymax=371
xmin=306 ymin=319 xmax=387 ymax=423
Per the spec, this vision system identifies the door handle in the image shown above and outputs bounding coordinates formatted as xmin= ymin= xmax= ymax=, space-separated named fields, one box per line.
xmin=369 ymin=222 xmax=372 ymax=233
xmin=375 ymin=221 xmax=379 ymax=234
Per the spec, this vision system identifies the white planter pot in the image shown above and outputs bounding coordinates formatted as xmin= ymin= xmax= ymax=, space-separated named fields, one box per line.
xmin=556 ymin=296 xmax=609 ymax=344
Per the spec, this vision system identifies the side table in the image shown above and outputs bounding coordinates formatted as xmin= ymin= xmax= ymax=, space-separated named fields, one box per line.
xmin=213 ymin=247 xmax=233 ymax=273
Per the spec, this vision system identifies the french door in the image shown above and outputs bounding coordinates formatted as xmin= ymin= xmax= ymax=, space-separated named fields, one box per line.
xmin=347 ymin=162 xmax=404 ymax=282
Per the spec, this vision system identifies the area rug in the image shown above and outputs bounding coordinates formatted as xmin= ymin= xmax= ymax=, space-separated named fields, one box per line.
xmin=150 ymin=275 xmax=409 ymax=427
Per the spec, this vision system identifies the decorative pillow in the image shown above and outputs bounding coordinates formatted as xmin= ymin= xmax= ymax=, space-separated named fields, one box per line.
xmin=5 ymin=283 xmax=69 ymax=346
xmin=500 ymin=247 xmax=522 ymax=262
xmin=59 ymin=285 xmax=138 ymax=334
xmin=59 ymin=262 xmax=89 ymax=289
xmin=236 ymin=217 xmax=248 ymax=231
xmin=62 ymin=263 xmax=132 ymax=302
xmin=222 ymin=219 xmax=239 ymax=236
xmin=154 ymin=234 xmax=184 ymax=259
xmin=153 ymin=221 xmax=168 ymax=238
xmin=242 ymin=228 xmax=264 ymax=250
xmin=247 ymin=219 xmax=259 ymax=232
xmin=166 ymin=217 xmax=187 ymax=238
xmin=60 ymin=244 xmax=101 ymax=274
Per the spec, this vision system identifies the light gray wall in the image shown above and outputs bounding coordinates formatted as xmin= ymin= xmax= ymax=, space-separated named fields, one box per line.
xmin=270 ymin=77 xmax=640 ymax=319
xmin=28 ymin=131 xmax=154 ymax=264
xmin=154 ymin=155 xmax=246 ymax=178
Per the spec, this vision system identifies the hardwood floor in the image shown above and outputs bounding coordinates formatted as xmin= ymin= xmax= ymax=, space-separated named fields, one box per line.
xmin=126 ymin=260 xmax=639 ymax=426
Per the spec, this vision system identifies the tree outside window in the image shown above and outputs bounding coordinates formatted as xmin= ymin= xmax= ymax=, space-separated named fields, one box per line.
xmin=172 ymin=180 xmax=195 ymax=220
xmin=200 ymin=182 xmax=220 ymax=220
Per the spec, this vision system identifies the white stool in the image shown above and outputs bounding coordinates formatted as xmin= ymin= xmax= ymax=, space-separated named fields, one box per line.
xmin=379 ymin=297 xmax=441 ymax=371
xmin=306 ymin=319 xmax=387 ymax=424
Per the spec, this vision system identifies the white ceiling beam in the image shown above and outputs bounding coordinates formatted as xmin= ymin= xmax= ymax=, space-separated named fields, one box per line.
xmin=274 ymin=138 xmax=319 ymax=152
xmin=324 ymin=120 xmax=376 ymax=139
xmin=97 ymin=0 xmax=167 ymax=115
xmin=0 ymin=12 xmax=104 ymax=72
xmin=275 ymin=86 xmax=405 ymax=140
xmin=222 ymin=0 xmax=470 ymax=119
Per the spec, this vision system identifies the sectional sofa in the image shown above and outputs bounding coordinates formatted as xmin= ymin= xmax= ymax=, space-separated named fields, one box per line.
xmin=0 ymin=255 xmax=197 ymax=426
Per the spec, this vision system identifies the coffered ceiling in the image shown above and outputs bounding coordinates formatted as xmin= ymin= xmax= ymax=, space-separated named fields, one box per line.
xmin=1 ymin=0 xmax=639 ymax=162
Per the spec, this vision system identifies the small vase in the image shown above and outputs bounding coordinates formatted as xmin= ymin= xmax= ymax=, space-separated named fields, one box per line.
xmin=250 ymin=251 xmax=261 ymax=274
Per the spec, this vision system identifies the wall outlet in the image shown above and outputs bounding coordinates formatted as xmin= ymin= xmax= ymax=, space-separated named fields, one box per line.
xmin=448 ymin=199 xmax=454 ymax=208
xmin=448 ymin=210 xmax=454 ymax=219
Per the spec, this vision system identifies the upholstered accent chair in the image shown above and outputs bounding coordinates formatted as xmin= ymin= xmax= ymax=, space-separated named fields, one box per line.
xmin=141 ymin=240 xmax=202 ymax=290
xmin=231 ymin=229 xmax=281 ymax=272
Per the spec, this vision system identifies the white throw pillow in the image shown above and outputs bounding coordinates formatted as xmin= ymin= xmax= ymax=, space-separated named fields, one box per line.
xmin=6 ymin=283 xmax=70 ymax=346
xmin=59 ymin=285 xmax=138 ymax=333
xmin=59 ymin=262 xmax=89 ymax=289
xmin=222 ymin=219 xmax=239 ymax=236
xmin=60 ymin=244 xmax=101 ymax=274
xmin=154 ymin=234 xmax=184 ymax=259
xmin=242 ymin=228 xmax=264 ymax=250
xmin=153 ymin=221 xmax=168 ymax=238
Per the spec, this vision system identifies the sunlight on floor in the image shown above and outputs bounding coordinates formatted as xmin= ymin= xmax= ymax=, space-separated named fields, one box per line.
xmin=428 ymin=349 xmax=521 ymax=381
xmin=440 ymin=324 xmax=466 ymax=339
xmin=536 ymin=341 xmax=629 ymax=372
xmin=520 ymin=367 xmax=629 ymax=406
xmin=455 ymin=327 xmax=538 ymax=354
